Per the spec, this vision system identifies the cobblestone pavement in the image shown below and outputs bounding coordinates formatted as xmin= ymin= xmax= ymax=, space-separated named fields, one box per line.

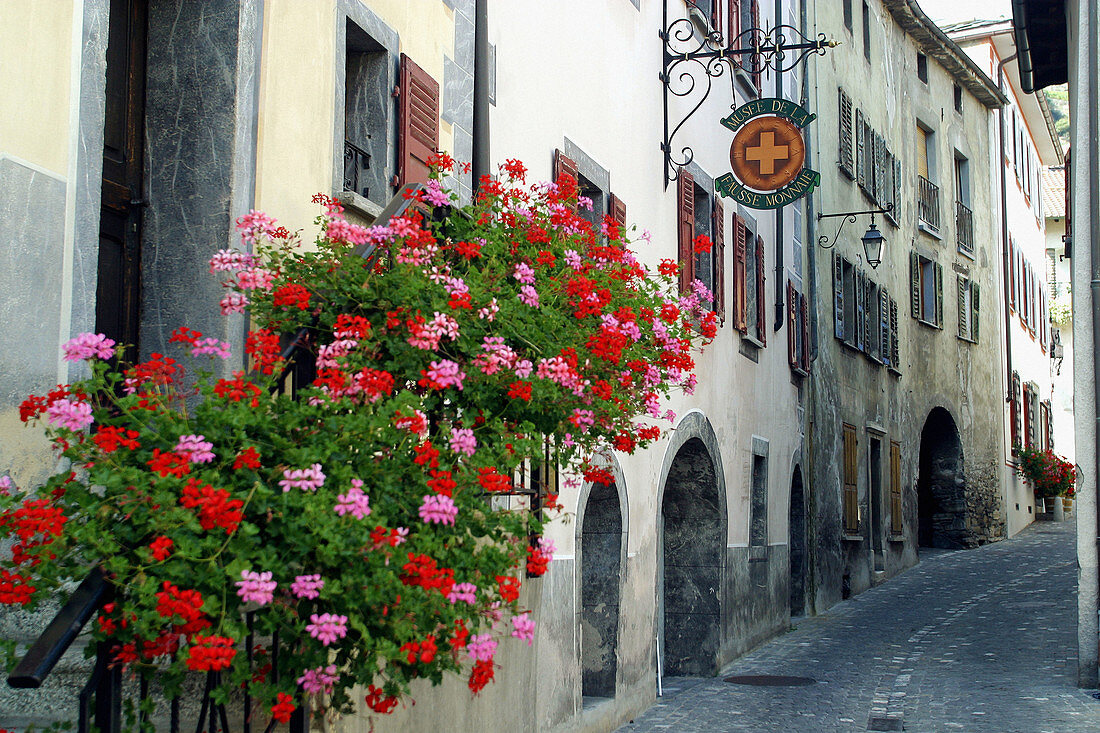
xmin=617 ymin=521 xmax=1100 ymax=733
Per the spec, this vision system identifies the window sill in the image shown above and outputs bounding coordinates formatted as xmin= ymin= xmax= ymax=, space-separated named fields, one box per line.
xmin=790 ymin=365 xmax=809 ymax=378
xmin=887 ymin=534 xmax=905 ymax=543
xmin=887 ymin=366 xmax=902 ymax=377
xmin=957 ymin=335 xmax=978 ymax=344
xmin=957 ymin=245 xmax=975 ymax=260
xmin=842 ymin=533 xmax=864 ymax=542
xmin=837 ymin=163 xmax=856 ymax=181
xmin=916 ymin=317 xmax=941 ymax=330
xmin=917 ymin=221 xmax=942 ymax=240
xmin=734 ymin=67 xmax=759 ymax=99
xmin=739 ymin=336 xmax=762 ymax=362
xmin=336 ymin=190 xmax=383 ymax=223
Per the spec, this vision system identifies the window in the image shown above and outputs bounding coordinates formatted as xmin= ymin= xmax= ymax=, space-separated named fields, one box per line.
xmin=953 ymin=83 xmax=963 ymax=113
xmin=733 ymin=213 xmax=765 ymax=343
xmin=1010 ymin=370 xmax=1023 ymax=450
xmin=916 ymin=52 xmax=928 ymax=84
xmin=750 ymin=453 xmax=768 ymax=546
xmin=910 ymin=251 xmax=943 ymax=327
xmin=862 ymin=1 xmax=871 ymax=61
xmin=677 ymin=169 xmax=726 ymax=317
xmin=843 ymin=423 xmax=859 ymax=533
xmin=838 ymin=88 xmax=855 ymax=178
xmin=833 ymin=253 xmax=899 ymax=366
xmin=957 ymin=276 xmax=980 ymax=343
xmin=787 ymin=281 xmax=811 ymax=374
xmin=343 ymin=20 xmax=400 ymax=206
xmin=916 ymin=124 xmax=940 ymax=232
xmin=1024 ymin=382 xmax=1039 ymax=448
xmin=843 ymin=0 xmax=853 ymax=32
xmin=955 ymin=155 xmax=973 ymax=256
xmin=889 ymin=441 xmax=902 ymax=534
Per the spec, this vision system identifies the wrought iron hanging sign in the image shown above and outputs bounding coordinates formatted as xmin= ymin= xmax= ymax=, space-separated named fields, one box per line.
xmin=660 ymin=4 xmax=835 ymax=190
xmin=715 ymin=98 xmax=820 ymax=209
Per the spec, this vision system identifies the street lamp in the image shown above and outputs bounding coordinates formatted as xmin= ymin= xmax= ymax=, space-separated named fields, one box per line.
xmin=816 ymin=204 xmax=894 ymax=270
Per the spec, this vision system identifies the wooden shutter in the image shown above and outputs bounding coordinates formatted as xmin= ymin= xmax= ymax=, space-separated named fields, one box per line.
xmin=854 ymin=269 xmax=865 ymax=351
xmin=787 ymin=281 xmax=798 ymax=368
xmin=1025 ymin=384 xmax=1037 ymax=448
xmin=892 ymin=158 xmax=902 ymax=221
xmin=1045 ymin=400 xmax=1055 ymax=450
xmin=1065 ymin=149 xmax=1072 ymax=257
xmin=834 ymin=252 xmax=845 ymax=340
xmin=843 ymin=423 xmax=859 ymax=533
xmin=856 ymin=109 xmax=866 ymax=190
xmin=801 ymin=294 xmax=811 ymax=372
xmin=838 ymin=88 xmax=854 ymax=176
xmin=1011 ymin=370 xmax=1023 ymax=451
xmin=957 ymin=275 xmax=969 ymax=340
xmin=728 ymin=0 xmax=742 ymax=47
xmin=879 ymin=288 xmax=890 ymax=365
xmin=889 ymin=297 xmax=899 ymax=368
xmin=734 ymin=216 xmax=747 ymax=332
xmin=553 ymin=149 xmax=580 ymax=215
xmin=971 ymin=282 xmax=980 ymax=343
xmin=909 ymin=251 xmax=920 ymax=319
xmin=713 ymin=199 xmax=726 ymax=320
xmin=755 ymin=235 xmax=766 ymax=345
xmin=934 ymin=261 xmax=944 ymax=328
xmin=609 ymin=193 xmax=627 ymax=229
xmin=677 ymin=170 xmax=695 ymax=295
xmin=398 ymin=54 xmax=440 ymax=188
xmin=750 ymin=0 xmax=761 ymax=90
xmin=917 ymin=126 xmax=929 ymax=179
xmin=1008 ymin=238 xmax=1016 ymax=311
xmin=711 ymin=0 xmax=723 ymax=45
xmin=890 ymin=441 xmax=902 ymax=534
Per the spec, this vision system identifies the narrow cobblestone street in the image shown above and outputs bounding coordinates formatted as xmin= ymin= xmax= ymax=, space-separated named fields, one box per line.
xmin=618 ymin=522 xmax=1100 ymax=733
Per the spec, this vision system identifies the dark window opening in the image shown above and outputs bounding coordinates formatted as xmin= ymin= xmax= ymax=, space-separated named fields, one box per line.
xmin=917 ymin=53 xmax=928 ymax=83
xmin=345 ymin=21 xmax=391 ymax=204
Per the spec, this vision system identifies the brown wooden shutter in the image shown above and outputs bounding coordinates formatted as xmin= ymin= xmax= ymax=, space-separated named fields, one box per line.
xmin=755 ymin=235 xmax=766 ymax=345
xmin=787 ymin=281 xmax=798 ymax=369
xmin=843 ymin=423 xmax=859 ymax=533
xmin=734 ymin=215 xmax=748 ymax=332
xmin=609 ymin=193 xmax=627 ymax=229
xmin=553 ymin=149 xmax=580 ymax=214
xmin=1011 ymin=370 xmax=1023 ymax=451
xmin=890 ymin=441 xmax=902 ymax=534
xmin=728 ymin=0 xmax=742 ymax=48
xmin=713 ymin=198 xmax=726 ymax=320
xmin=711 ymin=0 xmax=723 ymax=45
xmin=677 ymin=171 xmax=695 ymax=295
xmin=750 ymin=0 xmax=761 ymax=90
xmin=801 ymin=294 xmax=811 ymax=372
xmin=1008 ymin=238 xmax=1016 ymax=311
xmin=398 ymin=54 xmax=440 ymax=188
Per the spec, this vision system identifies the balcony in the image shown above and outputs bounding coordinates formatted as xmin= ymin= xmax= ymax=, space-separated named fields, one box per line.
xmin=956 ymin=200 xmax=973 ymax=256
xmin=917 ymin=175 xmax=940 ymax=234
xmin=343 ymin=139 xmax=371 ymax=200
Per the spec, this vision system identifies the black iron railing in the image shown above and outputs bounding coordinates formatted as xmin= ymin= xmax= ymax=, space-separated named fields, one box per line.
xmin=955 ymin=200 xmax=973 ymax=256
xmin=343 ymin=139 xmax=371 ymax=199
xmin=917 ymin=175 xmax=940 ymax=232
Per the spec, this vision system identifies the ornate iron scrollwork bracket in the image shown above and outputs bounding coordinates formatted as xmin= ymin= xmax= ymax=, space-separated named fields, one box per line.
xmin=660 ymin=4 xmax=836 ymax=189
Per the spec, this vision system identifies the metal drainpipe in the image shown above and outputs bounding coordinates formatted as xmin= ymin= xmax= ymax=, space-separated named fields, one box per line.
xmin=803 ymin=0 xmax=818 ymax=615
xmin=471 ymin=0 xmax=490 ymax=189
xmin=1088 ymin=0 xmax=1100 ymax=683
xmin=774 ymin=0 xmax=786 ymax=332
xmin=997 ymin=53 xmax=1017 ymax=444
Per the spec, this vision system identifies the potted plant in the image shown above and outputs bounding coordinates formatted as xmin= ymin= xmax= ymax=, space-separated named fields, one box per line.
xmin=1014 ymin=444 xmax=1076 ymax=515
xmin=0 ymin=156 xmax=713 ymax=728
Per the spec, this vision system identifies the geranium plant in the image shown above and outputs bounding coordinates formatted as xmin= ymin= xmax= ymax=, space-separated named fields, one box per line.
xmin=1015 ymin=444 xmax=1076 ymax=499
xmin=0 ymin=156 xmax=713 ymax=728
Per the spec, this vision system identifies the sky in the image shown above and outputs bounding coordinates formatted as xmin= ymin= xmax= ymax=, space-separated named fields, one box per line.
xmin=914 ymin=0 xmax=1012 ymax=25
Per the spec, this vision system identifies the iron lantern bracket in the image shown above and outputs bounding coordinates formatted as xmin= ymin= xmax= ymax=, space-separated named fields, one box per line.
xmin=660 ymin=5 xmax=836 ymax=189
xmin=816 ymin=204 xmax=894 ymax=250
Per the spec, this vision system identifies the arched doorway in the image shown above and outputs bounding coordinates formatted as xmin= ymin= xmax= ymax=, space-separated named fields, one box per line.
xmin=788 ymin=466 xmax=806 ymax=617
xmin=661 ymin=437 xmax=724 ymax=676
xmin=579 ymin=479 xmax=623 ymax=701
xmin=917 ymin=407 xmax=966 ymax=549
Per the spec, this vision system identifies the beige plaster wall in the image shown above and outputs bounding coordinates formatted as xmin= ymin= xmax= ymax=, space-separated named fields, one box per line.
xmin=0 ymin=2 xmax=75 ymax=175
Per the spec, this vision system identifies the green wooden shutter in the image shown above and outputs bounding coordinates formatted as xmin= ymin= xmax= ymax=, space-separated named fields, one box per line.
xmin=889 ymin=297 xmax=899 ymax=367
xmin=880 ymin=288 xmax=890 ymax=365
xmin=957 ymin=275 xmax=968 ymax=339
xmin=934 ymin=261 xmax=944 ymax=328
xmin=855 ymin=268 xmax=865 ymax=351
xmin=835 ymin=252 xmax=845 ymax=340
xmin=910 ymin=251 xmax=920 ymax=319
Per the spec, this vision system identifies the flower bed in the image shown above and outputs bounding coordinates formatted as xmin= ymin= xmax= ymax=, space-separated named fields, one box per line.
xmin=1 ymin=157 xmax=712 ymax=727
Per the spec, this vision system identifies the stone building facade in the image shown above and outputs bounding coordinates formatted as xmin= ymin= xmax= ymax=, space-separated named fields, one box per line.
xmin=803 ymin=0 xmax=1009 ymax=613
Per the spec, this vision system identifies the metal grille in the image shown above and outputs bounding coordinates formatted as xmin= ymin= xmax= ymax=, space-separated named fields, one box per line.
xmin=917 ymin=176 xmax=940 ymax=232
xmin=343 ymin=139 xmax=371 ymax=199
xmin=955 ymin=200 xmax=973 ymax=256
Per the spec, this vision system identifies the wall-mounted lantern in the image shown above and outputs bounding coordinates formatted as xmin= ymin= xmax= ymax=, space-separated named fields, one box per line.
xmin=816 ymin=204 xmax=894 ymax=270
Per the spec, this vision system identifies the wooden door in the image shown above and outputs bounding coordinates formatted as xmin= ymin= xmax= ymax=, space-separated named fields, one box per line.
xmin=96 ymin=0 xmax=146 ymax=356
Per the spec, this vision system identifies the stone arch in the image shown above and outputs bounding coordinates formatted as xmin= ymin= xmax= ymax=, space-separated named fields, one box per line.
xmin=575 ymin=456 xmax=628 ymax=701
xmin=657 ymin=411 xmax=726 ymax=677
xmin=788 ymin=463 xmax=807 ymax=617
xmin=917 ymin=406 xmax=966 ymax=549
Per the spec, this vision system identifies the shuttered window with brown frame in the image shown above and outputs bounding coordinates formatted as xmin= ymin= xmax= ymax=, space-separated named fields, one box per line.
xmin=750 ymin=0 xmax=761 ymax=91
xmin=553 ymin=149 xmax=579 ymax=213
xmin=733 ymin=213 xmax=748 ymax=332
xmin=727 ymin=0 xmax=742 ymax=49
xmin=1010 ymin=370 xmax=1023 ymax=451
xmin=609 ymin=193 xmax=627 ymax=230
xmin=398 ymin=54 xmax=440 ymax=188
xmin=801 ymin=294 xmax=811 ymax=372
xmin=755 ymin=235 xmax=766 ymax=345
xmin=843 ymin=423 xmax=859 ymax=533
xmin=677 ymin=171 xmax=696 ymax=295
xmin=890 ymin=441 xmax=902 ymax=534
xmin=787 ymin=281 xmax=798 ymax=369
xmin=713 ymin=199 xmax=726 ymax=320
